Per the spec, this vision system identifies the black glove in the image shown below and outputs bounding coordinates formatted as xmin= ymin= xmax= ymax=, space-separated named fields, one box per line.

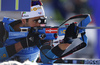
xmin=64 ymin=23 xmax=78 ymax=43
xmin=20 ymin=30 xmax=40 ymax=48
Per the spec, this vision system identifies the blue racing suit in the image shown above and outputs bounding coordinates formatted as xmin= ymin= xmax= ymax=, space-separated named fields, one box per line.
xmin=0 ymin=18 xmax=40 ymax=62
xmin=0 ymin=17 xmax=57 ymax=63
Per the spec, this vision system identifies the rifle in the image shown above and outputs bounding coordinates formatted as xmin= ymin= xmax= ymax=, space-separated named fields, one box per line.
xmin=4 ymin=14 xmax=90 ymax=39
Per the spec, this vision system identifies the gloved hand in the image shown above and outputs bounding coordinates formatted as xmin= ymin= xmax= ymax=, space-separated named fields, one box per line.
xmin=64 ymin=23 xmax=78 ymax=44
xmin=20 ymin=28 xmax=40 ymax=48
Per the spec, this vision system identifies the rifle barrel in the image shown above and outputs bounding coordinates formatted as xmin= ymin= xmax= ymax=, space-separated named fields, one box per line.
xmin=79 ymin=27 xmax=100 ymax=29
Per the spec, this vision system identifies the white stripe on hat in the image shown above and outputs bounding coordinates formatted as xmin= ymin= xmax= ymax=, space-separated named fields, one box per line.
xmin=21 ymin=5 xmax=45 ymax=19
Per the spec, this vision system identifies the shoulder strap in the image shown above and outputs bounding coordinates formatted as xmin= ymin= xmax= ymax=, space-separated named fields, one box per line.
xmin=0 ymin=22 xmax=5 ymax=47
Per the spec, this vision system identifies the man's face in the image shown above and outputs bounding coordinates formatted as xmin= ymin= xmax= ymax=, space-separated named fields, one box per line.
xmin=22 ymin=16 xmax=45 ymax=27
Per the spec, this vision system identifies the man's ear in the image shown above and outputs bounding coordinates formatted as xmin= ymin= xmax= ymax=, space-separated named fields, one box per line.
xmin=21 ymin=19 xmax=26 ymax=24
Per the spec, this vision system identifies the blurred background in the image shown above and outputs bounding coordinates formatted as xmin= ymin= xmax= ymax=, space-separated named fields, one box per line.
xmin=0 ymin=0 xmax=100 ymax=63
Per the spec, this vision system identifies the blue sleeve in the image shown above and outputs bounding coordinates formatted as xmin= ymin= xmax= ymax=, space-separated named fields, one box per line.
xmin=40 ymin=49 xmax=58 ymax=64
xmin=0 ymin=47 xmax=9 ymax=61
xmin=79 ymin=33 xmax=88 ymax=46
